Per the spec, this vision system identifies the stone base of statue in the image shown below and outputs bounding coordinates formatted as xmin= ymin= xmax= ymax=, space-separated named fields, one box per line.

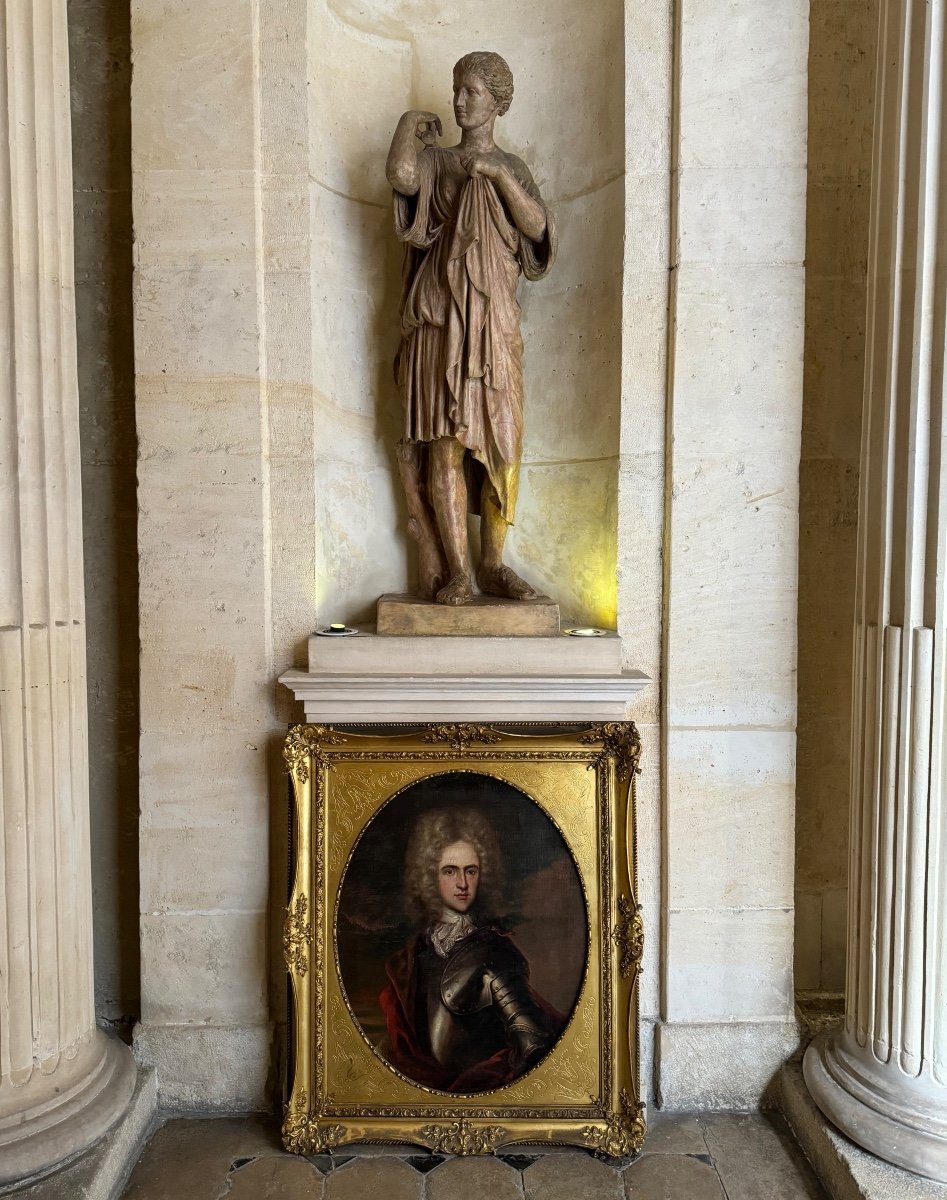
xmin=376 ymin=592 xmax=560 ymax=637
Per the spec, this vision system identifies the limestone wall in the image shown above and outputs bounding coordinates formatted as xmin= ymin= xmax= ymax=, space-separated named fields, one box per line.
xmin=130 ymin=0 xmax=806 ymax=1111
xmin=657 ymin=0 xmax=808 ymax=1104
xmin=794 ymin=0 xmax=876 ymax=998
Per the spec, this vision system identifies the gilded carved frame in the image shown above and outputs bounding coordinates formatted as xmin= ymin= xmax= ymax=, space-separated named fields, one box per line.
xmin=281 ymin=723 xmax=644 ymax=1157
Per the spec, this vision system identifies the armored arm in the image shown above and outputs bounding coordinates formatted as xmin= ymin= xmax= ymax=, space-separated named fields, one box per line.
xmin=440 ymin=930 xmax=555 ymax=1072
xmin=487 ymin=965 xmax=552 ymax=1072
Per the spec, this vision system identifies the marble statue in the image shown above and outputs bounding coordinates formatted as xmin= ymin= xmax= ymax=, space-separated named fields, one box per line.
xmin=386 ymin=51 xmax=557 ymax=607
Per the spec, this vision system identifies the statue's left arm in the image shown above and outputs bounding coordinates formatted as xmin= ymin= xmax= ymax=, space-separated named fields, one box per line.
xmin=460 ymin=152 xmax=547 ymax=242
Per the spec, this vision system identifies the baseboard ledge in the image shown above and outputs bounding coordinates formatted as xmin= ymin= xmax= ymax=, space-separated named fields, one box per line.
xmin=779 ymin=1062 xmax=947 ymax=1200
xmin=2 ymin=1066 xmax=157 ymax=1200
xmin=656 ymin=1019 xmax=802 ymax=1110
xmin=133 ymin=1022 xmax=273 ymax=1112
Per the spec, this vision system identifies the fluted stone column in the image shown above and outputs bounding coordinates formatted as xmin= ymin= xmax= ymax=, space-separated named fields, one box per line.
xmin=0 ymin=0 xmax=135 ymax=1184
xmin=803 ymin=0 xmax=947 ymax=1181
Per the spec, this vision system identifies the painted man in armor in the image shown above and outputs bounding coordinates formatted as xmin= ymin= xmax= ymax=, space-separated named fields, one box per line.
xmin=377 ymin=805 xmax=564 ymax=1092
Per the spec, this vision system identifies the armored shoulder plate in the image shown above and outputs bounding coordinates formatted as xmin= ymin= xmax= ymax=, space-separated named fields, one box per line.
xmin=440 ymin=929 xmax=528 ymax=1015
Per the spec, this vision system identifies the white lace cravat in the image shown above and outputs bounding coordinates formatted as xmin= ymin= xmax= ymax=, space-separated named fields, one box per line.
xmin=430 ymin=909 xmax=475 ymax=958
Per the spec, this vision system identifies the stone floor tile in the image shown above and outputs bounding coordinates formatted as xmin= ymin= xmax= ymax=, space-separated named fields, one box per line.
xmin=122 ymin=1117 xmax=261 ymax=1200
xmin=324 ymin=1155 xmax=422 ymax=1200
xmin=642 ymin=1113 xmax=707 ymax=1156
xmin=426 ymin=1155 xmax=524 ymax=1200
xmin=523 ymin=1150 xmax=623 ymax=1200
xmin=623 ymin=1154 xmax=725 ymax=1199
xmin=231 ymin=1114 xmax=287 ymax=1158
xmin=699 ymin=1113 xmax=828 ymax=1200
xmin=227 ymin=1155 xmax=324 ymax=1198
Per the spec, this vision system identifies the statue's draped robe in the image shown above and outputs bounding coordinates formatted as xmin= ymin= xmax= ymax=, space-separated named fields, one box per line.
xmin=393 ymin=146 xmax=556 ymax=523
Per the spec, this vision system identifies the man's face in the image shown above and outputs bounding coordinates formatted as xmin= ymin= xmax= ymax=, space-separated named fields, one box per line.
xmin=453 ymin=71 xmax=498 ymax=131
xmin=437 ymin=839 xmax=480 ymax=913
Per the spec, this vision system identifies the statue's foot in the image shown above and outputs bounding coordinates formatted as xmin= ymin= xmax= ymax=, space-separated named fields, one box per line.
xmin=477 ymin=564 xmax=539 ymax=601
xmin=435 ymin=573 xmax=474 ymax=606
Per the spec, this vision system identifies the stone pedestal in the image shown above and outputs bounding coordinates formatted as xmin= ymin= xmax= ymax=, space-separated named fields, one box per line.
xmin=281 ymin=629 xmax=647 ymax=722
xmin=0 ymin=0 xmax=136 ymax=1183
xmin=376 ymin=593 xmax=561 ymax=637
xmin=803 ymin=0 xmax=947 ymax=1180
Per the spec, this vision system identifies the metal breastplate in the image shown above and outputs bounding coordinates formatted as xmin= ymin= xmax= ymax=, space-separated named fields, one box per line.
xmin=416 ymin=941 xmax=505 ymax=1075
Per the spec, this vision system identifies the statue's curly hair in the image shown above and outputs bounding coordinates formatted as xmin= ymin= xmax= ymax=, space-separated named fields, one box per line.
xmin=403 ymin=804 xmax=507 ymax=925
xmin=453 ymin=50 xmax=514 ymax=116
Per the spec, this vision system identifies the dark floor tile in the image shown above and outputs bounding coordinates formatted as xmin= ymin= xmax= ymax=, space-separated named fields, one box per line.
xmin=405 ymin=1154 xmax=447 ymax=1173
xmin=699 ymin=1113 xmax=828 ymax=1200
xmin=523 ymin=1151 xmax=623 ymax=1200
xmin=500 ymin=1154 xmax=540 ymax=1171
xmin=623 ymin=1154 xmax=725 ymax=1199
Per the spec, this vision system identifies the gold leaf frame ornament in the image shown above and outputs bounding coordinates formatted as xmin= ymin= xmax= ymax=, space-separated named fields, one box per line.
xmin=579 ymin=722 xmax=642 ymax=781
xmin=282 ymin=894 xmax=312 ymax=976
xmin=282 ymin=723 xmax=645 ymax=1156
xmin=281 ymin=1089 xmax=346 ymax=1154
xmin=612 ymin=895 xmax=645 ymax=980
xmin=581 ymin=1090 xmax=647 ymax=1157
xmin=421 ymin=1119 xmax=506 ymax=1155
xmin=421 ymin=723 xmax=503 ymax=751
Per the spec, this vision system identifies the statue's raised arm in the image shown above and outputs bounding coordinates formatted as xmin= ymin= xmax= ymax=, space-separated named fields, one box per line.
xmin=389 ymin=51 xmax=557 ymax=608
xmin=386 ymin=109 xmax=443 ymax=196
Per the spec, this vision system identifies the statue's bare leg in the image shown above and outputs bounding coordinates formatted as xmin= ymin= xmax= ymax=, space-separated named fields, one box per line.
xmin=429 ymin=437 xmax=474 ymax=605
xmin=477 ymin=480 xmax=539 ymax=600
xmin=395 ymin=441 xmax=448 ymax=600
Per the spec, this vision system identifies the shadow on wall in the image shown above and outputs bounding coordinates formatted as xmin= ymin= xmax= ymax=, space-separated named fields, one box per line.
xmin=69 ymin=0 xmax=141 ymax=1029
xmin=794 ymin=0 xmax=877 ymax=999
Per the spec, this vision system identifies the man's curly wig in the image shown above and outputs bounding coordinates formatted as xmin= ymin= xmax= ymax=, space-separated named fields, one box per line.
xmin=453 ymin=51 xmax=514 ymax=116
xmin=403 ymin=804 xmax=506 ymax=925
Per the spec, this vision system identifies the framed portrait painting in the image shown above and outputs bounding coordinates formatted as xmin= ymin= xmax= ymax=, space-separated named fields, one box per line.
xmin=281 ymin=723 xmax=644 ymax=1157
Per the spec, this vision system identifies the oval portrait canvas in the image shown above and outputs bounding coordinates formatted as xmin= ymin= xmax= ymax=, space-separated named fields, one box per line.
xmin=335 ymin=771 xmax=588 ymax=1094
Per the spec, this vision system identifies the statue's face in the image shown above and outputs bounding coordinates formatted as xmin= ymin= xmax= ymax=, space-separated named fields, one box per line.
xmin=437 ymin=839 xmax=480 ymax=913
xmin=452 ymin=70 xmax=499 ymax=131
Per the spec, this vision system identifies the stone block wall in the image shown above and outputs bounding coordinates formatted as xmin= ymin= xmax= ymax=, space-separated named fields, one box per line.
xmin=657 ymin=0 xmax=808 ymax=1105
xmin=122 ymin=0 xmax=808 ymax=1111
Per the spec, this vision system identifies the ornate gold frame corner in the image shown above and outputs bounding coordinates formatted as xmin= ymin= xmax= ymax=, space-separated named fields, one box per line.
xmin=281 ymin=722 xmax=645 ymax=1158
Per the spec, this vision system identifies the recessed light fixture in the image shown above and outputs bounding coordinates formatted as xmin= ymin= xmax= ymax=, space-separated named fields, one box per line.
xmin=566 ymin=627 xmax=606 ymax=637
xmin=315 ymin=623 xmax=359 ymax=637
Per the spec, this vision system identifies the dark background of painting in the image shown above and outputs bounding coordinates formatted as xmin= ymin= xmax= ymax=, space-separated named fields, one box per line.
xmin=335 ymin=771 xmax=588 ymax=1053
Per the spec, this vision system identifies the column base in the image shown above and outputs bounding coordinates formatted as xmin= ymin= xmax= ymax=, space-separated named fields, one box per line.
xmin=0 ymin=1029 xmax=137 ymax=1186
xmin=804 ymin=1028 xmax=947 ymax=1184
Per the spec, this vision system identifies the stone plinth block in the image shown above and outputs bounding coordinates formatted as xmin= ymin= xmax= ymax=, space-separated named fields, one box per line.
xmin=309 ymin=629 xmax=621 ymax=676
xmin=376 ymin=593 xmax=560 ymax=637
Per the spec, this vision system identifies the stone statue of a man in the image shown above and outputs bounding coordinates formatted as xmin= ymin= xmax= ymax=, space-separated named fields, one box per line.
xmin=386 ymin=51 xmax=557 ymax=607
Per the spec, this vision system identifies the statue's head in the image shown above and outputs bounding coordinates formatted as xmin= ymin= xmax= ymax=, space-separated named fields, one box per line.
xmin=453 ymin=51 xmax=514 ymax=130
